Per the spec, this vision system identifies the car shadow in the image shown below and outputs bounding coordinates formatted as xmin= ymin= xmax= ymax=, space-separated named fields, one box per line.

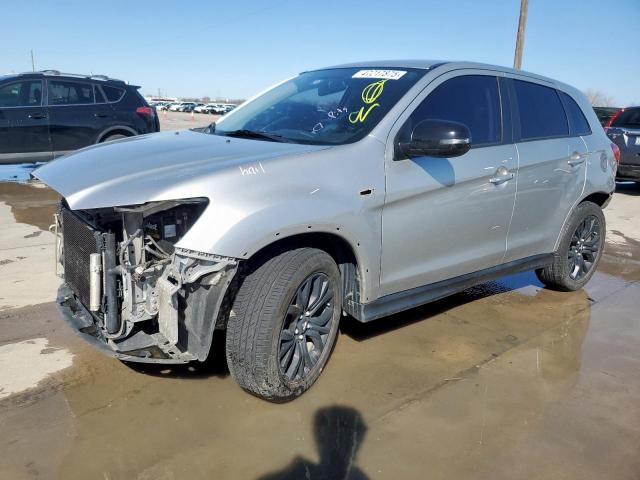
xmin=412 ymin=156 xmax=456 ymax=186
xmin=126 ymin=271 xmax=544 ymax=378
xmin=257 ymin=405 xmax=369 ymax=480
xmin=341 ymin=270 xmax=544 ymax=342
xmin=123 ymin=329 xmax=229 ymax=379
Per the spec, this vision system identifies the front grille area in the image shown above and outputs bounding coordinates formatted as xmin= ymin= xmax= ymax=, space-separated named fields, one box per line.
xmin=62 ymin=208 xmax=102 ymax=308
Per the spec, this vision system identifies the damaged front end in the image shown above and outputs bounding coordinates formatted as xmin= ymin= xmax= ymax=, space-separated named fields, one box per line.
xmin=55 ymin=198 xmax=239 ymax=363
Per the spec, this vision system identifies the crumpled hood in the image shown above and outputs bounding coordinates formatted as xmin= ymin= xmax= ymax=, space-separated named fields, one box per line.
xmin=33 ymin=130 xmax=328 ymax=209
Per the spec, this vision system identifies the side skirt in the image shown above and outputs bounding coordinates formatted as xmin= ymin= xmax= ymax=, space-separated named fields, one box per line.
xmin=351 ymin=253 xmax=554 ymax=323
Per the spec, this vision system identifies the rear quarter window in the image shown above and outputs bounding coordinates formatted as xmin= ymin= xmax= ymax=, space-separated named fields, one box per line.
xmin=513 ymin=80 xmax=568 ymax=140
xmin=559 ymin=92 xmax=591 ymax=136
xmin=102 ymin=85 xmax=125 ymax=102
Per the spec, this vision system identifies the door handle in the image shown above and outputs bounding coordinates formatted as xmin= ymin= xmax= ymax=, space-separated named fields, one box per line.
xmin=490 ymin=173 xmax=514 ymax=185
xmin=94 ymin=113 xmax=108 ymax=118
xmin=28 ymin=113 xmax=47 ymax=120
xmin=489 ymin=166 xmax=515 ymax=185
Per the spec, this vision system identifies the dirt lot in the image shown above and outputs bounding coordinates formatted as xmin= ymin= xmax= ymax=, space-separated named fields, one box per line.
xmin=157 ymin=109 xmax=219 ymax=131
xmin=0 ymin=168 xmax=639 ymax=477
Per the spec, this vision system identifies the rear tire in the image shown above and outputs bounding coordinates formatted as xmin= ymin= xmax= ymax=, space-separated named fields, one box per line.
xmin=101 ymin=133 xmax=128 ymax=143
xmin=536 ymin=201 xmax=605 ymax=291
xmin=226 ymin=248 xmax=342 ymax=402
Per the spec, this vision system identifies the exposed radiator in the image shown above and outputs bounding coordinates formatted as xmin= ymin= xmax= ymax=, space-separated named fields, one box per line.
xmin=61 ymin=208 xmax=102 ymax=309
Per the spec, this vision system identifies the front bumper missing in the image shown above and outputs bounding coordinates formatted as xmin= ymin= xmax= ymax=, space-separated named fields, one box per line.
xmin=54 ymin=204 xmax=240 ymax=363
xmin=57 ymin=248 xmax=239 ymax=364
xmin=57 ymin=283 xmax=193 ymax=363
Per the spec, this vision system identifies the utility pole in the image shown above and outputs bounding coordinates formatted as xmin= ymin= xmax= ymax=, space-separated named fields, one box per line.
xmin=30 ymin=50 xmax=35 ymax=72
xmin=513 ymin=0 xmax=529 ymax=70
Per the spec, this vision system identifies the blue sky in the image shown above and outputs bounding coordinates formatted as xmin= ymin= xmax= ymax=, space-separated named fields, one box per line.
xmin=2 ymin=0 xmax=638 ymax=104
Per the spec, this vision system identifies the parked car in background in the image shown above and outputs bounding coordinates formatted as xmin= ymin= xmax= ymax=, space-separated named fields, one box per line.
xmin=194 ymin=103 xmax=210 ymax=113
xmin=606 ymin=106 xmax=640 ymax=183
xmin=0 ymin=70 xmax=159 ymax=163
xmin=208 ymin=104 xmax=236 ymax=114
xmin=178 ymin=102 xmax=198 ymax=112
xmin=150 ymin=101 xmax=171 ymax=110
xmin=203 ymin=104 xmax=219 ymax=114
xmin=594 ymin=106 xmax=620 ymax=127
xmin=196 ymin=103 xmax=220 ymax=114
xmin=35 ymin=60 xmax=616 ymax=401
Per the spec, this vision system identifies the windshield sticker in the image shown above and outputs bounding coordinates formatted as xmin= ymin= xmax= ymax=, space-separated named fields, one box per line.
xmin=349 ymin=80 xmax=387 ymax=124
xmin=352 ymin=69 xmax=406 ymax=80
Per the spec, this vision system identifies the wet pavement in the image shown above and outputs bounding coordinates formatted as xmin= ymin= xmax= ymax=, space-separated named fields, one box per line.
xmin=0 ymin=182 xmax=639 ymax=479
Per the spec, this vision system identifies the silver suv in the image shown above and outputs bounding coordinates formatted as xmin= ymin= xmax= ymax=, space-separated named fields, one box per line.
xmin=35 ymin=61 xmax=617 ymax=401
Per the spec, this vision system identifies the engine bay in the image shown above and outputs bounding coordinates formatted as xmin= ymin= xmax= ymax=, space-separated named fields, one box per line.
xmin=57 ymin=198 xmax=239 ymax=362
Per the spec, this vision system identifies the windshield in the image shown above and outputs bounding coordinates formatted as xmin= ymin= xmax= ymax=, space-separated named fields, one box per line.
xmin=213 ymin=67 xmax=426 ymax=145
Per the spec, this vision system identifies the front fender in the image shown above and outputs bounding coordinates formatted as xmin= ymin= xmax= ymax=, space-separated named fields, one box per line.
xmin=180 ymin=195 xmax=382 ymax=302
xmin=175 ymin=140 xmax=386 ymax=302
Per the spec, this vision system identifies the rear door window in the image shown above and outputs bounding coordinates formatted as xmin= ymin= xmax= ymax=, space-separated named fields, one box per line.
xmin=513 ymin=80 xmax=568 ymax=140
xmin=559 ymin=92 xmax=591 ymax=136
xmin=0 ymin=80 xmax=43 ymax=107
xmin=48 ymin=80 xmax=95 ymax=105
xmin=403 ymin=75 xmax=502 ymax=146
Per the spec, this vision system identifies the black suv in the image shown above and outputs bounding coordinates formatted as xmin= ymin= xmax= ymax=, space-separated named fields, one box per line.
xmin=0 ymin=70 xmax=160 ymax=163
xmin=606 ymin=106 xmax=640 ymax=183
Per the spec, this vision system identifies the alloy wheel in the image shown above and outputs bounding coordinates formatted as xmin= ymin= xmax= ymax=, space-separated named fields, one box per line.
xmin=278 ymin=272 xmax=334 ymax=381
xmin=568 ymin=215 xmax=601 ymax=280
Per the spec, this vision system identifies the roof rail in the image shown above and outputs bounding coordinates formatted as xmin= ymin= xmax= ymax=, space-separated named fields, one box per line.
xmin=19 ymin=70 xmax=125 ymax=83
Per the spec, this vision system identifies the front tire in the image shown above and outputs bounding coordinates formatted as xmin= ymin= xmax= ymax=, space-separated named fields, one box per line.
xmin=226 ymin=248 xmax=342 ymax=401
xmin=536 ymin=201 xmax=605 ymax=291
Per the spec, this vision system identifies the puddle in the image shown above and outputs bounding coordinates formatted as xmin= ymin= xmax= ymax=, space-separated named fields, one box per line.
xmin=0 ymin=181 xmax=60 ymax=231
xmin=0 ymin=163 xmax=43 ymax=183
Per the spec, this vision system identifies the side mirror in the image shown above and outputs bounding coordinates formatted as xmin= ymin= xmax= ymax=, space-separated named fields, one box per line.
xmin=397 ymin=119 xmax=471 ymax=159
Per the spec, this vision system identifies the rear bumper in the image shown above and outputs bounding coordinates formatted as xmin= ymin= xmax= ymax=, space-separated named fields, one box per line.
xmin=57 ymin=284 xmax=192 ymax=364
xmin=616 ymin=164 xmax=640 ymax=181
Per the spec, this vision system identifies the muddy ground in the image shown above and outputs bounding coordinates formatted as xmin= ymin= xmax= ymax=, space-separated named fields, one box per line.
xmin=0 ymin=180 xmax=639 ymax=480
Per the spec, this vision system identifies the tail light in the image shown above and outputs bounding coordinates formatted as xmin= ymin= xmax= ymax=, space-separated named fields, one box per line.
xmin=610 ymin=142 xmax=621 ymax=164
xmin=606 ymin=108 xmax=624 ymax=127
xmin=136 ymin=106 xmax=155 ymax=117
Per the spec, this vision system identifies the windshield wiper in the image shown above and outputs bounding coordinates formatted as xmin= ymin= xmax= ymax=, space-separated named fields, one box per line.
xmin=221 ymin=129 xmax=288 ymax=142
